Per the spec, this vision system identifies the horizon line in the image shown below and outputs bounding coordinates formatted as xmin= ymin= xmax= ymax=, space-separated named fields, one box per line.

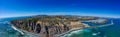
xmin=0 ymin=14 xmax=120 ymax=19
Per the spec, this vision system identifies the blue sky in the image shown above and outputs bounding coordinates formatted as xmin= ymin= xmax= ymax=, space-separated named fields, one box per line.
xmin=0 ymin=0 xmax=120 ymax=18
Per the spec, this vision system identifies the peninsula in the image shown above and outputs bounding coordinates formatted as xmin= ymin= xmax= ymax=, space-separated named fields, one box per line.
xmin=11 ymin=15 xmax=108 ymax=37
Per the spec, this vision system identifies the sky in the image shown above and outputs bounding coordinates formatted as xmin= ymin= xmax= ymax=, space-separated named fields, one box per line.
xmin=0 ymin=0 xmax=120 ymax=18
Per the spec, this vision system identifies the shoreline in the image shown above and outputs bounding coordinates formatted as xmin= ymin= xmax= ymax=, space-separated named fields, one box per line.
xmin=55 ymin=23 xmax=91 ymax=37
xmin=56 ymin=28 xmax=84 ymax=37
xmin=11 ymin=25 xmax=41 ymax=37
xmin=10 ymin=20 xmax=114 ymax=37
xmin=9 ymin=22 xmax=41 ymax=37
xmin=10 ymin=22 xmax=90 ymax=37
xmin=57 ymin=20 xmax=114 ymax=37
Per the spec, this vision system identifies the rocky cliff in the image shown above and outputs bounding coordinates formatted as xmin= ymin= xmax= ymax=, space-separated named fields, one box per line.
xmin=11 ymin=15 xmax=101 ymax=37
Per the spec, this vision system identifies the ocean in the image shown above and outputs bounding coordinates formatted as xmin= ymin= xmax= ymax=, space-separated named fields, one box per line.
xmin=0 ymin=17 xmax=120 ymax=37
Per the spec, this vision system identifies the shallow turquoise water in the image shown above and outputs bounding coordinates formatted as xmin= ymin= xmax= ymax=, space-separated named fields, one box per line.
xmin=65 ymin=18 xmax=120 ymax=37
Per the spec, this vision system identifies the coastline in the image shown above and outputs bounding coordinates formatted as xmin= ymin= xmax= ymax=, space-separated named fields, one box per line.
xmin=55 ymin=23 xmax=90 ymax=37
xmin=57 ymin=20 xmax=114 ymax=37
xmin=11 ymin=25 xmax=41 ymax=37
xmin=10 ymin=22 xmax=90 ymax=37
xmin=11 ymin=25 xmax=24 ymax=35
xmin=10 ymin=20 xmax=114 ymax=37
xmin=56 ymin=28 xmax=84 ymax=37
xmin=9 ymin=22 xmax=41 ymax=37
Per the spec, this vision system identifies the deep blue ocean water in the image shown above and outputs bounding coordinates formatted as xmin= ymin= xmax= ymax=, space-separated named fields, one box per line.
xmin=0 ymin=17 xmax=120 ymax=37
